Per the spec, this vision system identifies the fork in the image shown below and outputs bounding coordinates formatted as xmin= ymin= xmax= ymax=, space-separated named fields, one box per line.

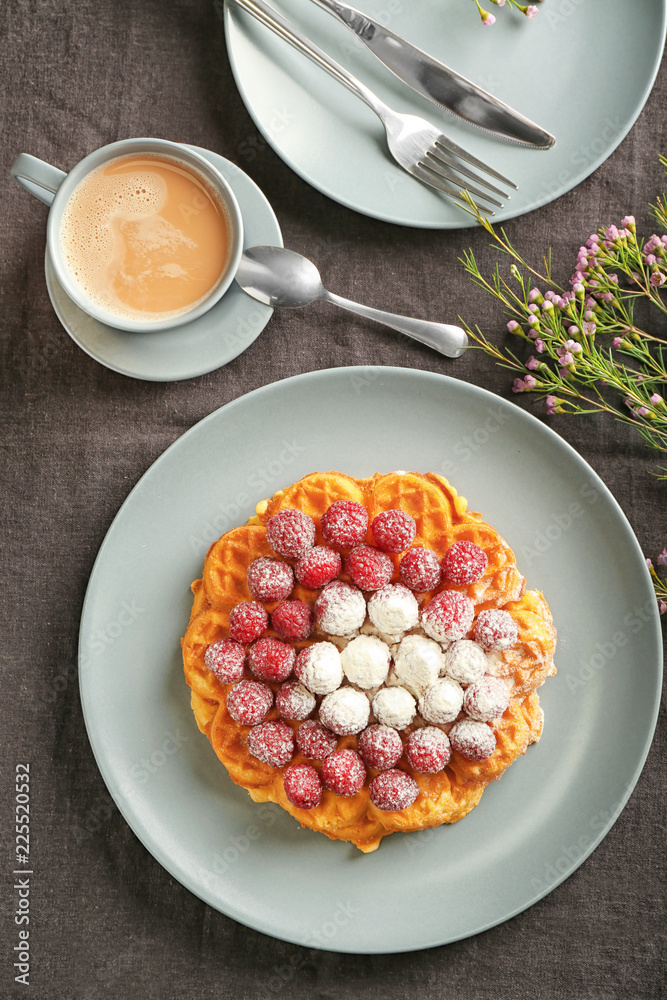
xmin=229 ymin=0 xmax=517 ymax=213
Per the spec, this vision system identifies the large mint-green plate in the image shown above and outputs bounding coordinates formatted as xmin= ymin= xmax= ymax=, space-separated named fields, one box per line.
xmin=225 ymin=0 xmax=666 ymax=227
xmin=79 ymin=367 xmax=662 ymax=951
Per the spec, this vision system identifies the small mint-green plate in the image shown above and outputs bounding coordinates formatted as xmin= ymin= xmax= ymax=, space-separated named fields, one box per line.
xmin=225 ymin=0 xmax=666 ymax=227
xmin=79 ymin=367 xmax=662 ymax=951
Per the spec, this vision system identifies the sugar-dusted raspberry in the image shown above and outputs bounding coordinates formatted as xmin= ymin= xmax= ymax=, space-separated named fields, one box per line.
xmin=226 ymin=679 xmax=273 ymax=725
xmin=399 ymin=547 xmax=442 ymax=592
xmin=464 ymin=676 xmax=510 ymax=722
xmin=345 ymin=545 xmax=393 ymax=591
xmin=228 ymin=601 xmax=268 ymax=643
xmin=247 ymin=720 xmax=295 ymax=767
xmin=295 ymin=720 xmax=337 ymax=759
xmin=271 ymin=599 xmax=314 ymax=641
xmin=358 ymin=724 xmax=403 ymax=771
xmin=449 ymin=719 xmax=496 ymax=761
xmin=204 ymin=638 xmax=246 ymax=684
xmin=405 ymin=727 xmax=451 ymax=773
xmin=473 ymin=609 xmax=518 ymax=651
xmin=421 ymin=590 xmax=475 ymax=643
xmin=266 ymin=508 xmax=316 ymax=559
xmin=321 ymin=750 xmax=366 ymax=797
xmin=314 ymin=581 xmax=366 ymax=636
xmin=319 ymin=686 xmax=370 ymax=735
xmin=295 ymin=545 xmax=342 ymax=589
xmin=371 ymin=509 xmax=416 ymax=553
xmin=247 ymin=556 xmax=294 ymax=602
xmin=369 ymin=769 xmax=419 ymax=811
xmin=321 ymin=500 xmax=368 ymax=549
xmin=295 ymin=642 xmax=343 ymax=694
xmin=276 ymin=680 xmax=316 ymax=721
xmin=442 ymin=541 xmax=488 ymax=586
xmin=283 ymin=764 xmax=323 ymax=809
xmin=248 ymin=637 xmax=295 ymax=682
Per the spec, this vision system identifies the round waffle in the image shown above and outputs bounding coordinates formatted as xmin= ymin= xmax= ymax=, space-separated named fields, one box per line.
xmin=182 ymin=471 xmax=556 ymax=853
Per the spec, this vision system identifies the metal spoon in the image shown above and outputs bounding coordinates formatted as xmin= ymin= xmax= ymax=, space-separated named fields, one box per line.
xmin=235 ymin=246 xmax=468 ymax=358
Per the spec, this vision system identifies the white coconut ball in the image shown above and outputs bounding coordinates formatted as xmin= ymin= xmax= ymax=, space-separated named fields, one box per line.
xmin=295 ymin=641 xmax=344 ymax=694
xmin=340 ymin=635 xmax=391 ymax=689
xmin=393 ymin=634 xmax=446 ymax=696
xmin=367 ymin=583 xmax=419 ymax=634
xmin=443 ymin=639 xmax=487 ymax=685
xmin=419 ymin=676 xmax=464 ymax=724
xmin=372 ymin=686 xmax=416 ymax=730
xmin=319 ymin=686 xmax=370 ymax=735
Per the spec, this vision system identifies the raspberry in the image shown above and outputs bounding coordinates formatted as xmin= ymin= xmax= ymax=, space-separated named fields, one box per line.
xmin=464 ymin=676 xmax=510 ymax=722
xmin=226 ymin=679 xmax=273 ymax=725
xmin=247 ymin=557 xmax=294 ymax=601
xmin=371 ymin=510 xmax=416 ymax=553
xmin=313 ymin=581 xmax=366 ymax=636
xmin=449 ymin=720 xmax=496 ymax=761
xmin=321 ymin=500 xmax=368 ymax=549
xmin=442 ymin=541 xmax=488 ymax=586
xmin=473 ymin=609 xmax=518 ymax=651
xmin=421 ymin=590 xmax=475 ymax=642
xmin=345 ymin=545 xmax=393 ymax=591
xmin=405 ymin=727 xmax=451 ymax=773
xmin=228 ymin=601 xmax=268 ymax=643
xmin=358 ymin=725 xmax=403 ymax=770
xmin=247 ymin=720 xmax=295 ymax=767
xmin=321 ymin=750 xmax=366 ymax=797
xmin=369 ymin=770 xmax=419 ymax=811
xmin=248 ymin=637 xmax=295 ymax=682
xmin=204 ymin=638 xmax=246 ymax=684
xmin=283 ymin=764 xmax=323 ymax=809
xmin=295 ymin=546 xmax=342 ymax=589
xmin=271 ymin=599 xmax=314 ymax=641
xmin=276 ymin=680 xmax=316 ymax=721
xmin=266 ymin=509 xmax=316 ymax=559
xmin=295 ymin=720 xmax=337 ymax=759
xmin=399 ymin=547 xmax=442 ymax=592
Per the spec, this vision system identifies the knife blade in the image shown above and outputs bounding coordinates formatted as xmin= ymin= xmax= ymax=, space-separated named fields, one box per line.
xmin=308 ymin=0 xmax=555 ymax=149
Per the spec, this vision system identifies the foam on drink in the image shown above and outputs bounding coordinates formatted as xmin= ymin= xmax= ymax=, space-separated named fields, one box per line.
xmin=59 ymin=154 xmax=232 ymax=323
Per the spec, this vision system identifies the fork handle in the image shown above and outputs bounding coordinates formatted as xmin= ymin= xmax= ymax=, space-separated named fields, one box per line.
xmin=323 ymin=291 xmax=468 ymax=358
xmin=229 ymin=0 xmax=389 ymax=120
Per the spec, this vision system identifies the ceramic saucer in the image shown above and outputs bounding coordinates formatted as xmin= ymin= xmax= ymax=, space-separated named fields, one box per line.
xmin=44 ymin=147 xmax=282 ymax=381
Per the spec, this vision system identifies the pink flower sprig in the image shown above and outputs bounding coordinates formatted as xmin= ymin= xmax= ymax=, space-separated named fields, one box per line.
xmin=472 ymin=0 xmax=542 ymax=24
xmin=457 ymin=167 xmax=667 ymax=478
xmin=647 ymin=552 xmax=667 ymax=614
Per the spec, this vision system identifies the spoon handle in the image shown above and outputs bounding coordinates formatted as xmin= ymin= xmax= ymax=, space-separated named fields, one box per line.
xmin=324 ymin=291 xmax=468 ymax=358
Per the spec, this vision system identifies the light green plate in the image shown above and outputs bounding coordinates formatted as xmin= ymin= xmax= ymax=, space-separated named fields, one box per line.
xmin=225 ymin=0 xmax=666 ymax=227
xmin=79 ymin=367 xmax=662 ymax=952
xmin=45 ymin=149 xmax=281 ymax=381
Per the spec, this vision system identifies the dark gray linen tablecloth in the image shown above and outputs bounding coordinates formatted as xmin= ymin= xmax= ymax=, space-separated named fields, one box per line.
xmin=1 ymin=1 xmax=665 ymax=996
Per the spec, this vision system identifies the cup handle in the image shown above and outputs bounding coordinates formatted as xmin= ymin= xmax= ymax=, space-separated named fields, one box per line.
xmin=10 ymin=153 xmax=67 ymax=206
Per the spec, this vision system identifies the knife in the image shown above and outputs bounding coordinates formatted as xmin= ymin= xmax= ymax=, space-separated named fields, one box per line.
xmin=308 ymin=0 xmax=555 ymax=149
